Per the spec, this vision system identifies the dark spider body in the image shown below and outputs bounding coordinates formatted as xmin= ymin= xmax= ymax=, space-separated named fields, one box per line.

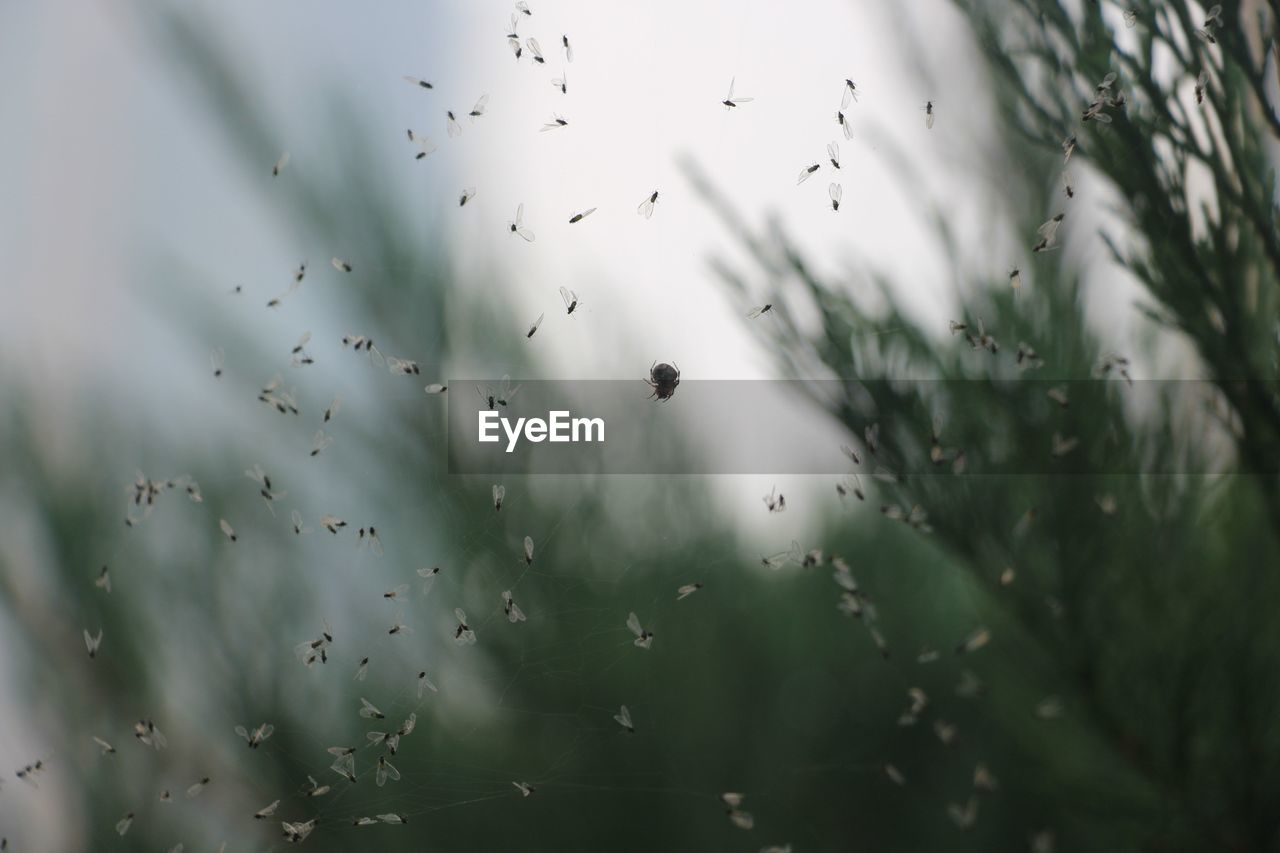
xmin=646 ymin=362 xmax=680 ymax=401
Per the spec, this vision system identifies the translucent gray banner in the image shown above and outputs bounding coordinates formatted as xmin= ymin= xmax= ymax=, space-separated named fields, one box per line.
xmin=445 ymin=379 xmax=1279 ymax=475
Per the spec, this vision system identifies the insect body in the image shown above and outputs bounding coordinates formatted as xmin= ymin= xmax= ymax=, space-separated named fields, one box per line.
xmin=722 ymin=78 xmax=753 ymax=109
xmin=646 ymin=362 xmax=681 ymax=401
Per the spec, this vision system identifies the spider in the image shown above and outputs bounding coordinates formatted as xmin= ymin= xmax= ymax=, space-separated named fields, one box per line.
xmin=645 ymin=362 xmax=680 ymax=401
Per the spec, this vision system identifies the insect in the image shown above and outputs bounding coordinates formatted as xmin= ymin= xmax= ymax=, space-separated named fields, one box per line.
xmin=1194 ymin=26 xmax=1217 ymax=44
xmin=509 ymin=203 xmax=535 ymax=241
xmin=354 ymin=657 xmax=369 ymax=681
xmin=331 ymin=257 xmax=353 ymax=274
xmin=493 ymin=484 xmax=506 ymax=511
xmin=515 ymin=1 xmax=531 ymax=15
xmin=253 ymin=799 xmax=282 ymax=820
xmin=328 ymin=747 xmax=356 ymax=782
xmin=637 ymin=190 xmax=659 ymax=219
xmin=211 ymin=348 xmax=224 ymax=379
xmin=403 ymin=75 xmax=432 ymax=90
xmin=387 ymin=612 xmax=412 ymax=635
xmin=1062 ymin=134 xmax=1076 ymax=164
xmin=527 ymin=37 xmax=545 ymax=63
xmin=1082 ymin=98 xmax=1112 ymax=123
xmin=84 ymin=628 xmax=102 ymax=658
xmin=568 ymin=207 xmax=597 ymax=223
xmin=827 ymin=141 xmax=841 ymax=169
xmin=947 ymin=796 xmax=978 ymax=830
xmin=304 ymin=776 xmax=330 ymax=798
xmin=721 ymin=77 xmax=753 ymax=109
xmin=453 ymin=608 xmax=477 ymax=645
xmin=627 ymin=612 xmax=654 ymax=648
xmin=459 ymin=187 xmax=476 ymax=206
xmin=310 ymin=430 xmax=333 ymax=458
xmin=134 ymin=719 xmax=167 ymax=749
xmin=234 ymin=722 xmax=274 ymax=748
xmin=562 ymin=34 xmax=573 ymax=61
xmin=186 ymin=777 xmax=210 ymax=798
xmin=829 ymin=183 xmax=842 ymax=211
xmin=417 ymin=565 xmax=441 ymax=595
xmin=447 ymin=111 xmax=462 ymax=137
xmin=884 ymin=764 xmax=906 ymax=786
xmin=272 ymin=152 xmax=289 ymax=177
xmin=1094 ymin=71 xmax=1118 ymax=98
xmin=93 ymin=736 xmax=116 ymax=755
xmin=761 ymin=540 xmax=803 ymax=570
xmin=1051 ymin=432 xmax=1079 ymax=458
xmin=1016 ymin=341 xmax=1043 ymax=370
xmin=560 ymin=286 xmax=580 ymax=315
xmin=322 ymin=396 xmax=341 ymax=424
xmin=502 ymin=590 xmax=527 ymax=622
xmin=614 ymin=704 xmax=635 ymax=732
xmin=1047 ymin=386 xmax=1070 ymax=408
xmin=962 ymin=316 xmax=999 ymax=354
xmin=552 ymin=71 xmax=567 ymax=94
xmin=748 ymin=304 xmax=773 ymax=318
xmin=836 ymin=110 xmax=854 ymax=139
xmin=282 ymin=819 xmax=317 ymax=843
xmin=383 ymin=584 xmax=409 ymax=602
xmin=722 ymin=793 xmax=754 ymax=830
xmin=406 ymin=129 xmax=436 ymax=160
xmin=469 ymin=94 xmax=490 ymax=119
xmin=797 ymin=163 xmax=821 ymax=185
xmin=541 ymin=114 xmax=569 ymax=131
xmin=526 ymin=313 xmax=545 ymax=339
xmin=1194 ymin=70 xmax=1208 ymax=105
xmin=646 ymin=362 xmax=681 ymax=400
xmin=116 ymin=813 xmax=135 ymax=836
xmin=219 ymin=518 xmax=237 ymax=543
xmin=523 ymin=535 xmax=535 ymax=564
xmin=514 ymin=781 xmax=536 ymax=797
xmin=508 ymin=32 xmax=523 ymax=60
xmin=1061 ymin=170 xmax=1075 ymax=199
xmin=842 ymin=78 xmax=859 ymax=107
xmin=956 ymin=627 xmax=990 ymax=654
xmin=677 ymin=582 xmax=703 ymax=600
xmin=1009 ymin=266 xmax=1022 ymax=290
xmin=424 ymin=383 xmax=448 ymax=396
xmin=359 ymin=698 xmax=385 ymax=719
xmin=1033 ymin=213 xmax=1064 ymax=252
xmin=763 ymin=486 xmax=786 ymax=512
xmin=923 ymin=100 xmax=935 ymax=129
xmin=418 ymin=670 xmax=439 ymax=696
